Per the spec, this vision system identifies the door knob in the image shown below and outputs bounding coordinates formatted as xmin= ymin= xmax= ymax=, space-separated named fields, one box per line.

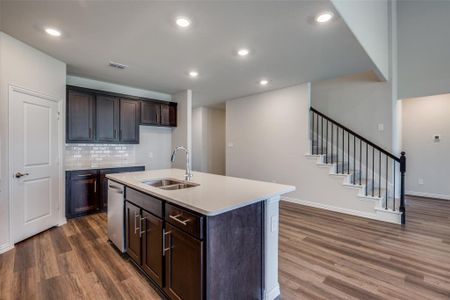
xmin=15 ymin=172 xmax=29 ymax=178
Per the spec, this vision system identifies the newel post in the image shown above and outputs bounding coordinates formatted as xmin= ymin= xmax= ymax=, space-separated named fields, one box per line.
xmin=399 ymin=152 xmax=406 ymax=225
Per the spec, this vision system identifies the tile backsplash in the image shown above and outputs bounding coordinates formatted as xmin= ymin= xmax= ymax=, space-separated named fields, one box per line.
xmin=65 ymin=144 xmax=136 ymax=166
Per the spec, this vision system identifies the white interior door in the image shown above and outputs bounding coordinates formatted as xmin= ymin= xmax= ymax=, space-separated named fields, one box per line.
xmin=11 ymin=87 xmax=60 ymax=243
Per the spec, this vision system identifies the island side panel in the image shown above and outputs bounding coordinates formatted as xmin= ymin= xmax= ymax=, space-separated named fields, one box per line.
xmin=205 ymin=202 xmax=264 ymax=300
xmin=264 ymin=195 xmax=281 ymax=300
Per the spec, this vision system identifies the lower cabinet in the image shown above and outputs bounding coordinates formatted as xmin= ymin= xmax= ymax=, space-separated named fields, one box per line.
xmin=164 ymin=224 xmax=203 ymax=300
xmin=124 ymin=187 xmax=263 ymax=300
xmin=142 ymin=210 xmax=164 ymax=286
xmin=66 ymin=170 xmax=100 ymax=218
xmin=66 ymin=166 xmax=144 ymax=219
xmin=125 ymin=201 xmax=142 ymax=263
xmin=125 ymin=201 xmax=164 ymax=286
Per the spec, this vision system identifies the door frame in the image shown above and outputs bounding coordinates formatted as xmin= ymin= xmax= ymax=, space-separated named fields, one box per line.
xmin=8 ymin=84 xmax=65 ymax=246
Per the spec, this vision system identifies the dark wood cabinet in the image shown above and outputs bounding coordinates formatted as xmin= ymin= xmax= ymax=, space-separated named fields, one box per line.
xmin=96 ymin=95 xmax=120 ymax=142
xmin=67 ymin=86 xmax=177 ymax=144
xmin=141 ymin=101 xmax=160 ymax=125
xmin=120 ymin=99 xmax=140 ymax=143
xmin=123 ymin=189 xmax=264 ymax=300
xmin=141 ymin=101 xmax=177 ymax=127
xmin=67 ymin=90 xmax=95 ymax=142
xmin=161 ymin=103 xmax=177 ymax=127
xmin=125 ymin=201 xmax=142 ymax=264
xmin=164 ymin=224 xmax=203 ymax=300
xmin=66 ymin=170 xmax=99 ymax=218
xmin=66 ymin=166 xmax=144 ymax=218
xmin=142 ymin=210 xmax=164 ymax=286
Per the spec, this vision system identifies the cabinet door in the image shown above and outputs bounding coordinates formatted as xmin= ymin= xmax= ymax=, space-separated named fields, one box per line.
xmin=141 ymin=101 xmax=160 ymax=125
xmin=142 ymin=210 xmax=163 ymax=286
xmin=67 ymin=90 xmax=95 ymax=142
xmin=120 ymin=99 xmax=140 ymax=143
xmin=160 ymin=103 xmax=177 ymax=127
xmin=126 ymin=201 xmax=142 ymax=264
xmin=67 ymin=171 xmax=99 ymax=218
xmin=96 ymin=95 xmax=119 ymax=142
xmin=165 ymin=224 xmax=203 ymax=300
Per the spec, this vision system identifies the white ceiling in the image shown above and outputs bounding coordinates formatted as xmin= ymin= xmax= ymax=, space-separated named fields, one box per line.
xmin=1 ymin=0 xmax=373 ymax=106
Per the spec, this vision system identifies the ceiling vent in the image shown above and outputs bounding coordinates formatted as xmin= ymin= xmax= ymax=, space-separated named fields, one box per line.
xmin=109 ymin=61 xmax=128 ymax=70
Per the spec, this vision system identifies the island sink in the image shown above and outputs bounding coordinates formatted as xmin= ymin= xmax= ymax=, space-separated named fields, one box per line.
xmin=142 ymin=178 xmax=199 ymax=190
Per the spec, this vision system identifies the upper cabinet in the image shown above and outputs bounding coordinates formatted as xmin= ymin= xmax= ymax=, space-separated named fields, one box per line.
xmin=96 ymin=95 xmax=120 ymax=142
xmin=120 ymin=98 xmax=140 ymax=143
xmin=66 ymin=86 xmax=177 ymax=144
xmin=67 ymin=90 xmax=95 ymax=142
xmin=141 ymin=101 xmax=160 ymax=125
xmin=141 ymin=101 xmax=177 ymax=127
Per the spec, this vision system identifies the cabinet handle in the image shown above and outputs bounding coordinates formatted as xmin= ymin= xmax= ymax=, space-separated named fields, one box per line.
xmin=78 ymin=174 xmax=93 ymax=177
xmin=134 ymin=212 xmax=140 ymax=234
xmin=169 ymin=214 xmax=191 ymax=226
xmin=89 ymin=128 xmax=92 ymax=139
xmin=163 ymin=229 xmax=172 ymax=256
xmin=114 ymin=129 xmax=117 ymax=139
xmin=94 ymin=180 xmax=97 ymax=193
xmin=140 ymin=217 xmax=146 ymax=237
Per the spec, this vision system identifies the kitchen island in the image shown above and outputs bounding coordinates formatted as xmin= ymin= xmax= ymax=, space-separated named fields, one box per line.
xmin=107 ymin=169 xmax=295 ymax=300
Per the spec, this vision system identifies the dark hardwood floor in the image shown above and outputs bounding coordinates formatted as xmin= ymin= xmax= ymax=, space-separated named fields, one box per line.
xmin=1 ymin=196 xmax=449 ymax=299
xmin=279 ymin=196 xmax=450 ymax=300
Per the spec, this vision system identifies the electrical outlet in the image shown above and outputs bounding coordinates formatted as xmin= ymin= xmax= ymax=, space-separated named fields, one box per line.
xmin=418 ymin=178 xmax=424 ymax=185
xmin=228 ymin=142 xmax=234 ymax=148
xmin=378 ymin=123 xmax=384 ymax=131
xmin=434 ymin=135 xmax=441 ymax=142
xmin=148 ymin=152 xmax=153 ymax=159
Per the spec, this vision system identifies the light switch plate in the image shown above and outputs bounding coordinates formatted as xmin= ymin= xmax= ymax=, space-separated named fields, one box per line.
xmin=378 ymin=123 xmax=384 ymax=131
xmin=271 ymin=215 xmax=279 ymax=232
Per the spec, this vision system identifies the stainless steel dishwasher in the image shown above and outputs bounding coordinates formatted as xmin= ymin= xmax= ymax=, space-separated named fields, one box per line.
xmin=107 ymin=180 xmax=125 ymax=252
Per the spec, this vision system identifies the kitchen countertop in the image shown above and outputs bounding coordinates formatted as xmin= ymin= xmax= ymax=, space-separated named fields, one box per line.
xmin=65 ymin=163 xmax=145 ymax=171
xmin=106 ymin=168 xmax=295 ymax=216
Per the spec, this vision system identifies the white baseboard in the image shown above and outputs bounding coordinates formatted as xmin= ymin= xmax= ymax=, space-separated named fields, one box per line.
xmin=264 ymin=283 xmax=280 ymax=300
xmin=282 ymin=197 xmax=401 ymax=224
xmin=406 ymin=191 xmax=450 ymax=201
xmin=0 ymin=242 xmax=14 ymax=254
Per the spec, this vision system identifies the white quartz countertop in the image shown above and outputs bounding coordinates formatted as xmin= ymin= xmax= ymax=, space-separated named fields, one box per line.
xmin=65 ymin=163 xmax=145 ymax=171
xmin=106 ymin=169 xmax=295 ymax=216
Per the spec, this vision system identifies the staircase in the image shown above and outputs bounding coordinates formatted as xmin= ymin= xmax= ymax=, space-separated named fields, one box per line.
xmin=308 ymin=107 xmax=406 ymax=224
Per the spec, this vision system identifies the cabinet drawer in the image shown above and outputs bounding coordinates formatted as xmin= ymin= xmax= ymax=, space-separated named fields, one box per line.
xmin=165 ymin=204 xmax=204 ymax=239
xmin=125 ymin=188 xmax=162 ymax=218
xmin=68 ymin=169 xmax=98 ymax=179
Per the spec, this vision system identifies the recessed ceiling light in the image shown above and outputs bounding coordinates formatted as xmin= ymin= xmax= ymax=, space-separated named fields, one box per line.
xmin=176 ymin=17 xmax=191 ymax=28
xmin=189 ymin=70 xmax=199 ymax=78
xmin=237 ymin=48 xmax=250 ymax=56
xmin=316 ymin=12 xmax=333 ymax=23
xmin=259 ymin=79 xmax=268 ymax=86
xmin=45 ymin=27 xmax=62 ymax=37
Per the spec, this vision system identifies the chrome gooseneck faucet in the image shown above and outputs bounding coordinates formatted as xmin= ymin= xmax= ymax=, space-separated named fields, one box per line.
xmin=171 ymin=146 xmax=193 ymax=180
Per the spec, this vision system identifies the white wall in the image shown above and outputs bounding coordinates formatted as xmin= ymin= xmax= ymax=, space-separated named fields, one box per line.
xmin=192 ymin=107 xmax=206 ymax=172
xmin=0 ymin=32 xmax=66 ymax=252
xmin=398 ymin=0 xmax=450 ymax=99
xmin=311 ymin=71 xmax=393 ymax=150
xmin=65 ymin=76 xmax=173 ymax=170
xmin=331 ymin=0 xmax=389 ymax=80
xmin=226 ymin=84 xmax=311 ymax=198
xmin=171 ymin=90 xmax=192 ymax=170
xmin=226 ymin=83 xmax=400 ymax=222
xmin=192 ymin=106 xmax=226 ymax=175
xmin=401 ymin=94 xmax=450 ymax=200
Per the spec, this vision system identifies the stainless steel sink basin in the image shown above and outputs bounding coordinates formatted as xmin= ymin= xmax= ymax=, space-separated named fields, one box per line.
xmin=142 ymin=178 xmax=199 ymax=190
